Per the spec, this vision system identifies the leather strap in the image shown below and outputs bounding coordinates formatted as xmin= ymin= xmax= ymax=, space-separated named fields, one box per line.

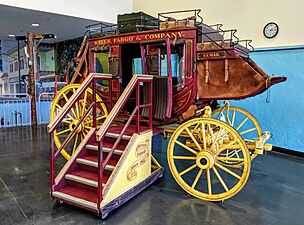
xmin=224 ymin=59 xmax=229 ymax=82
xmin=205 ymin=60 xmax=210 ymax=83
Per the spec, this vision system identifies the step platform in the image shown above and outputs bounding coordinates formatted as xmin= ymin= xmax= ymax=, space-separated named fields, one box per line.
xmin=51 ymin=129 xmax=163 ymax=218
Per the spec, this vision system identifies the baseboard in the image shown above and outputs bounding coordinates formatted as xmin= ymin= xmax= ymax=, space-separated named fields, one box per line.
xmin=272 ymin=146 xmax=304 ymax=158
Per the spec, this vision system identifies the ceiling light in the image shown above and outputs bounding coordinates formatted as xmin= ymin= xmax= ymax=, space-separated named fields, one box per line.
xmin=8 ymin=34 xmax=15 ymax=37
xmin=31 ymin=23 xmax=39 ymax=27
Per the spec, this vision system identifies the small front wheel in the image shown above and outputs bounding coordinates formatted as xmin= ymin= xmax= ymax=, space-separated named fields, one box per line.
xmin=167 ymin=117 xmax=250 ymax=201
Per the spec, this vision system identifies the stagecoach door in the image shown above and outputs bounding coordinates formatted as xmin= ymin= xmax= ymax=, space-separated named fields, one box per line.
xmin=138 ymin=38 xmax=175 ymax=120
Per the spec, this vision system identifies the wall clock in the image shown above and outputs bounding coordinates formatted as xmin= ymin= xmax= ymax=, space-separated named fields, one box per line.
xmin=263 ymin=22 xmax=279 ymax=38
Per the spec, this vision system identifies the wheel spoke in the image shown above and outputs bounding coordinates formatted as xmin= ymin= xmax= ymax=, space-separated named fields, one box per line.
xmin=80 ymin=132 xmax=85 ymax=140
xmin=62 ymin=93 xmax=77 ymax=118
xmin=55 ymin=104 xmax=62 ymax=109
xmin=191 ymin=169 xmax=203 ymax=189
xmin=212 ymin=166 xmax=229 ymax=192
xmin=226 ymin=109 xmax=232 ymax=126
xmin=206 ymin=169 xmax=212 ymax=195
xmin=192 ymin=123 xmax=200 ymax=133
xmin=62 ymin=119 xmax=71 ymax=124
xmin=62 ymin=93 xmax=69 ymax=102
xmin=55 ymin=128 xmax=70 ymax=136
xmin=214 ymin=140 xmax=237 ymax=155
xmin=215 ymin=163 xmax=241 ymax=180
xmin=185 ymin=127 xmax=202 ymax=151
xmin=57 ymin=103 xmax=74 ymax=120
xmin=179 ymin=164 xmax=197 ymax=176
xmin=72 ymin=134 xmax=79 ymax=154
xmin=84 ymin=129 xmax=90 ymax=134
xmin=236 ymin=117 xmax=248 ymax=131
xmin=215 ymin=107 xmax=225 ymax=120
xmin=85 ymin=115 xmax=106 ymax=124
xmin=172 ymin=156 xmax=196 ymax=160
xmin=175 ymin=140 xmax=198 ymax=155
xmin=81 ymin=90 xmax=88 ymax=116
xmin=240 ymin=127 xmax=257 ymax=135
xmin=231 ymin=110 xmax=236 ymax=126
xmin=75 ymin=102 xmax=80 ymax=118
xmin=201 ymin=123 xmax=207 ymax=150
xmin=235 ymin=150 xmax=240 ymax=158
xmin=207 ymin=124 xmax=213 ymax=137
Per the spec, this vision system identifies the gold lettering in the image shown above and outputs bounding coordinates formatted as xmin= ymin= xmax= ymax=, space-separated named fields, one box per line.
xmin=178 ymin=31 xmax=184 ymax=37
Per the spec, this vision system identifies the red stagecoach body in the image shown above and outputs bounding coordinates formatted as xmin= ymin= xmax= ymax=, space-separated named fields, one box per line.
xmin=73 ymin=18 xmax=286 ymax=123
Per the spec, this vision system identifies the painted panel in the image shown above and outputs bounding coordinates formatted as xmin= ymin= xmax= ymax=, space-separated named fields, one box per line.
xmin=101 ymin=131 xmax=152 ymax=206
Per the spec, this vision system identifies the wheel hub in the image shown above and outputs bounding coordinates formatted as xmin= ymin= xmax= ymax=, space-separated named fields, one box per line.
xmin=196 ymin=151 xmax=215 ymax=169
xmin=69 ymin=120 xmax=84 ymax=133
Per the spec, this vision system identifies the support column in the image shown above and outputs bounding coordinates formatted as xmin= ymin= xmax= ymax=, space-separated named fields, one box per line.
xmin=27 ymin=32 xmax=37 ymax=126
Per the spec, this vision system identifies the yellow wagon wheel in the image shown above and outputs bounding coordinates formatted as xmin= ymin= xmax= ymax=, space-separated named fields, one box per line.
xmin=50 ymin=84 xmax=108 ymax=160
xmin=212 ymin=106 xmax=262 ymax=164
xmin=167 ymin=118 xmax=250 ymax=201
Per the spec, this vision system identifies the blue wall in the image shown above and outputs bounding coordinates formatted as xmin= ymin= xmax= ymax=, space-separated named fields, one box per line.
xmin=230 ymin=47 xmax=304 ymax=152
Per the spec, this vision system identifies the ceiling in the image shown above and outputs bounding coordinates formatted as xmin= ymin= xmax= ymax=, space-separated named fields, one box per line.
xmin=0 ymin=4 xmax=102 ymax=43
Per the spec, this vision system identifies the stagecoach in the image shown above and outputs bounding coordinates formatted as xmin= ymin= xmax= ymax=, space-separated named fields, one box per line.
xmin=48 ymin=10 xmax=286 ymax=218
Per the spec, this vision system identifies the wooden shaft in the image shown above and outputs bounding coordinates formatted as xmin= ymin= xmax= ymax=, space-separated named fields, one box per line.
xmin=27 ymin=32 xmax=37 ymax=126
xmin=76 ymin=36 xmax=87 ymax=58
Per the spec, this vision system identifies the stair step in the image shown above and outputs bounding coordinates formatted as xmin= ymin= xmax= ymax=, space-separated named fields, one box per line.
xmin=53 ymin=187 xmax=97 ymax=210
xmin=76 ymin=157 xmax=116 ymax=171
xmin=86 ymin=144 xmax=124 ymax=155
xmin=66 ymin=170 xmax=111 ymax=188
xmin=65 ymin=174 xmax=102 ymax=188
xmin=106 ymin=132 xmax=132 ymax=140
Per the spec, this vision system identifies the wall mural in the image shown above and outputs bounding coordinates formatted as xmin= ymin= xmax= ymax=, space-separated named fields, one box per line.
xmin=55 ymin=37 xmax=83 ymax=81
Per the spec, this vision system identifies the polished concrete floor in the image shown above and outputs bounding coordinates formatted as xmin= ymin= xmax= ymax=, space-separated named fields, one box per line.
xmin=0 ymin=125 xmax=303 ymax=225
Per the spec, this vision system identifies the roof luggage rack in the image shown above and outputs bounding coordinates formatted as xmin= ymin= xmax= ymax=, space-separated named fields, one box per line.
xmin=158 ymin=9 xmax=203 ymax=24
xmin=197 ymin=23 xmax=254 ymax=54
xmin=85 ymin=22 xmax=117 ymax=38
xmin=117 ymin=12 xmax=159 ymax=34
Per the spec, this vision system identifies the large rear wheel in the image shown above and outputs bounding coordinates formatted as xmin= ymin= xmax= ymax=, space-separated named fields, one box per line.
xmin=212 ymin=106 xmax=262 ymax=164
xmin=50 ymin=84 xmax=108 ymax=160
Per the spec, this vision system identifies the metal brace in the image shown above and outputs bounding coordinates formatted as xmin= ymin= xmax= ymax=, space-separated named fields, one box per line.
xmin=254 ymin=131 xmax=272 ymax=154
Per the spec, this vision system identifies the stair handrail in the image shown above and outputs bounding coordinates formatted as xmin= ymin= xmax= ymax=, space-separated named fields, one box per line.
xmin=47 ymin=73 xmax=113 ymax=133
xmin=96 ymin=74 xmax=153 ymax=141
xmin=95 ymin=74 xmax=153 ymax=209
xmin=48 ymin=72 xmax=114 ymax=194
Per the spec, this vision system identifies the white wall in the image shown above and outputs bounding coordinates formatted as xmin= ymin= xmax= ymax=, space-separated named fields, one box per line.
xmin=133 ymin=0 xmax=304 ymax=48
xmin=0 ymin=0 xmax=132 ymax=22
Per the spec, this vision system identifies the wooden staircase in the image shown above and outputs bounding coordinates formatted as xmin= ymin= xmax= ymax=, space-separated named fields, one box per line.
xmin=52 ymin=126 xmax=131 ymax=211
xmin=48 ymin=74 xmax=163 ymax=218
